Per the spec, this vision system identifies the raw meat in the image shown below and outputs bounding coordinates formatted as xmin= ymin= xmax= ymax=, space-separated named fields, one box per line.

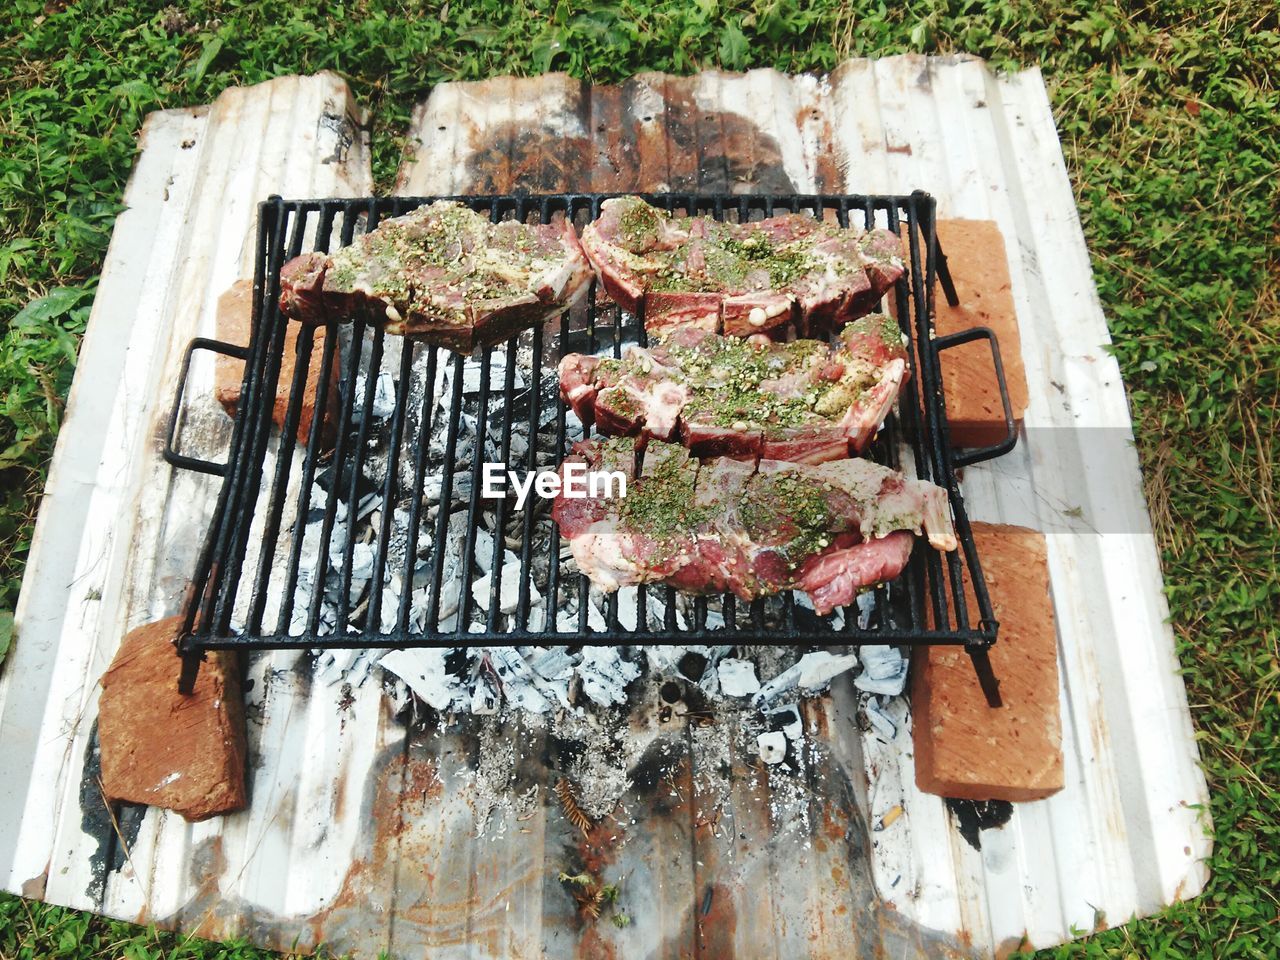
xmin=279 ymin=201 xmax=592 ymax=352
xmin=559 ymin=316 xmax=908 ymax=463
xmin=580 ymin=196 xmax=904 ymax=339
xmin=551 ymin=438 xmax=955 ymax=613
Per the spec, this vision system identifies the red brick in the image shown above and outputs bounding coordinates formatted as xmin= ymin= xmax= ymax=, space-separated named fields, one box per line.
xmin=914 ymin=523 xmax=1063 ymax=802
xmin=214 ymin=279 xmax=338 ymax=448
xmin=894 ymin=220 xmax=1029 ymax=447
xmin=98 ymin=616 xmax=247 ymax=821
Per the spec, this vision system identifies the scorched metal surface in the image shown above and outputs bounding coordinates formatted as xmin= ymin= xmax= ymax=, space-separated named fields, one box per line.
xmin=165 ymin=192 xmax=1017 ymax=693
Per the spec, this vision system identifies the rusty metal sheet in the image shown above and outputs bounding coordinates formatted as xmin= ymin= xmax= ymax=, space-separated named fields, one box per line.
xmin=1 ymin=57 xmax=1208 ymax=960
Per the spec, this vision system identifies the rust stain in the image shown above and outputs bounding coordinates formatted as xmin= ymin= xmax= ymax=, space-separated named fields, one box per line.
xmin=575 ymin=924 xmax=619 ymax=960
xmin=803 ymin=697 xmax=833 ymax=739
xmin=454 ymin=75 xmax=798 ymax=196
xmin=694 ymin=881 xmax=738 ymax=959
xmin=995 ymin=932 xmax=1032 ymax=959
xmin=577 ymin=819 xmax=626 ymax=877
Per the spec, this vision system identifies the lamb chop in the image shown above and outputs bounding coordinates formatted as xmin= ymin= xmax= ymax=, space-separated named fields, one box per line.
xmin=559 ymin=316 xmax=909 ymax=464
xmin=551 ymin=438 xmax=955 ymax=614
xmin=579 ymin=196 xmax=905 ymax=340
xmin=278 ymin=201 xmax=592 ymax=352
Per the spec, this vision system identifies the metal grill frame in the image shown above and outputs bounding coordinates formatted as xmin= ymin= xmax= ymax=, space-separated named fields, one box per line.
xmin=165 ymin=192 xmax=1017 ymax=698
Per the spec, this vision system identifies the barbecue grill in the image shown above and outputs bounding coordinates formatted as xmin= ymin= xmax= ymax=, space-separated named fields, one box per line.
xmin=164 ymin=192 xmax=1017 ymax=703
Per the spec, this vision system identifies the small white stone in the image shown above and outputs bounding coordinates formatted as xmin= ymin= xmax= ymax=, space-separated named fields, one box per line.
xmin=757 ymin=731 xmax=787 ymax=764
xmin=748 ymin=306 xmax=768 ymax=327
xmin=717 ymin=658 xmax=761 ymax=697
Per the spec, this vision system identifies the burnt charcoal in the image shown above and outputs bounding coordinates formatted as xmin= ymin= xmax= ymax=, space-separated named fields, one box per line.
xmin=444 ymin=648 xmax=470 ymax=676
xmin=676 ymin=652 xmax=707 ymax=682
xmin=314 ymin=460 xmax=377 ymax=500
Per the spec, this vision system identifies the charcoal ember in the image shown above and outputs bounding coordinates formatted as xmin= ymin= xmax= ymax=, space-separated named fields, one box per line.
xmin=677 ymin=651 xmax=707 ymax=682
xmin=757 ymin=731 xmax=787 ymax=765
xmin=526 ymin=646 xmax=575 ymax=681
xmin=315 ymin=460 xmax=377 ymax=500
xmin=488 ymin=648 xmax=566 ymax=712
xmin=767 ymin=703 xmax=803 ymax=740
xmin=578 ymin=647 xmax=640 ymax=706
xmin=380 ymin=648 xmax=461 ymax=711
xmin=537 ymin=371 xmax=562 ymax=429
xmin=470 ymin=675 xmax=500 ymax=714
xmin=422 ymin=474 xmax=473 ymax=504
xmin=507 ymin=431 xmax=529 ymax=462
xmin=344 ymin=541 xmax=376 ymax=606
xmin=444 ymin=648 xmax=470 ymax=675
xmin=471 ymin=557 xmax=538 ymax=616
xmin=854 ymin=644 xmax=908 ymax=696
xmin=717 ymin=658 xmax=760 ymax=698
xmin=315 ymin=648 xmax=377 ymax=687
xmin=614 ymin=587 xmax=639 ymax=630
xmin=444 ymin=353 xmax=526 ymax=397
xmin=352 ymin=371 xmax=397 ymax=421
xmin=427 ymin=411 xmax=475 ymax=460
xmin=751 ymin=650 xmax=860 ymax=709
xmin=794 ymin=589 xmax=847 ymax=631
xmin=863 ymin=696 xmax=898 ymax=740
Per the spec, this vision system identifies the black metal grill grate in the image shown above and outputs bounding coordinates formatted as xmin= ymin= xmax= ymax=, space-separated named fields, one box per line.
xmin=166 ymin=193 xmax=1016 ymax=698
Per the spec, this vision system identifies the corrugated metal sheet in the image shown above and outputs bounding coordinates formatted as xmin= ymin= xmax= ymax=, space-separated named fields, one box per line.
xmin=0 ymin=58 xmax=1209 ymax=959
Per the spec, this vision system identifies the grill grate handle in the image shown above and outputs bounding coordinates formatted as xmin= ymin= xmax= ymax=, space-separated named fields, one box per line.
xmin=932 ymin=325 xmax=1019 ymax=468
xmin=163 ymin=337 xmax=249 ymax=476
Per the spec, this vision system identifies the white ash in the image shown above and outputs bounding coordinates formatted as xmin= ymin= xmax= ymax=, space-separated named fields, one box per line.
xmin=689 ymin=720 xmax=734 ymax=821
xmin=555 ymin=709 xmax=636 ymax=820
xmin=854 ymin=644 xmax=908 ymax=696
xmin=578 ymin=647 xmax=641 ymax=707
xmin=863 ymin=696 xmax=900 ymax=741
xmin=717 ymin=658 xmax=760 ymax=697
xmin=751 ymin=651 xmax=861 ymax=709
xmin=464 ymin=715 xmax=542 ymax=837
xmin=757 ymin=730 xmax=787 ymax=764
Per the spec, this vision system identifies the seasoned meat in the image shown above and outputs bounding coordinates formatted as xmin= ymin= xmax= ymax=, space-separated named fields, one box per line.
xmin=580 ymin=196 xmax=905 ymax=339
xmin=551 ymin=438 xmax=955 ymax=613
xmin=558 ymin=316 xmax=908 ymax=464
xmin=278 ymin=201 xmax=592 ymax=352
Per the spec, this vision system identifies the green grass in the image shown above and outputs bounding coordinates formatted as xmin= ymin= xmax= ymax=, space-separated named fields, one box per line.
xmin=1 ymin=0 xmax=1277 ymax=956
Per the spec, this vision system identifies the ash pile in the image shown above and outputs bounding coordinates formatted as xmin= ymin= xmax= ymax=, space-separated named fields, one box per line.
xmin=275 ymin=328 xmax=913 ymax=759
